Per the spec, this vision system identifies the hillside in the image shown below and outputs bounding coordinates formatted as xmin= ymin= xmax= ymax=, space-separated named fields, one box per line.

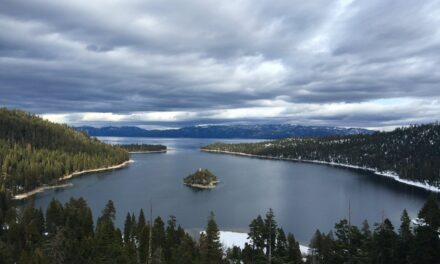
xmin=0 ymin=108 xmax=129 ymax=194
xmin=77 ymin=124 xmax=374 ymax=139
xmin=203 ymin=123 xmax=440 ymax=188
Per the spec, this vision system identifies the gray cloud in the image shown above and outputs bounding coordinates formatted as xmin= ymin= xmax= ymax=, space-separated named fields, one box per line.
xmin=1 ymin=0 xmax=440 ymax=128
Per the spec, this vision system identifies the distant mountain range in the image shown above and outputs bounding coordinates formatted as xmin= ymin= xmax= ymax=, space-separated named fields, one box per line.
xmin=76 ymin=124 xmax=375 ymax=139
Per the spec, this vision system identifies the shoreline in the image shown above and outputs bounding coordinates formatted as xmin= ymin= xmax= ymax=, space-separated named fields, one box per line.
xmin=202 ymin=149 xmax=440 ymax=193
xmin=14 ymin=159 xmax=134 ymax=200
xmin=13 ymin=183 xmax=74 ymax=200
xmin=184 ymin=181 xmax=219 ymax=189
xmin=60 ymin=159 xmax=134 ymax=181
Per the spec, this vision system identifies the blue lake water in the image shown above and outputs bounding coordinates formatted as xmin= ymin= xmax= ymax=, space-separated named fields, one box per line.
xmin=30 ymin=137 xmax=432 ymax=243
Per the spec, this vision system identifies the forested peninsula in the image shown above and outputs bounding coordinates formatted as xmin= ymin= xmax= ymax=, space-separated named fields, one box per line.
xmin=203 ymin=123 xmax=440 ymax=190
xmin=0 ymin=108 xmax=129 ymax=196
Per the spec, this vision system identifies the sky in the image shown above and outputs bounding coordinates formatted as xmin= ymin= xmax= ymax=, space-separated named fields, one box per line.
xmin=1 ymin=0 xmax=440 ymax=130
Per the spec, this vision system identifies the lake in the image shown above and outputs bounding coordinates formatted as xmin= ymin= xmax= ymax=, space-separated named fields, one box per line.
xmin=30 ymin=137 xmax=433 ymax=244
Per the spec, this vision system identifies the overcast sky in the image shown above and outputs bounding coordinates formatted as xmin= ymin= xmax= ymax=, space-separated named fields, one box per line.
xmin=1 ymin=0 xmax=440 ymax=130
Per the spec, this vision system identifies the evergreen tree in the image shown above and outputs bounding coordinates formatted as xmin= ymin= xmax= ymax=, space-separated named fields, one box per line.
xmin=123 ymin=213 xmax=133 ymax=244
xmin=264 ymin=209 xmax=277 ymax=262
xmin=152 ymin=217 xmax=166 ymax=262
xmin=286 ymin=233 xmax=302 ymax=264
xmin=418 ymin=194 xmax=440 ymax=229
xmin=94 ymin=200 xmax=127 ymax=263
xmin=200 ymin=212 xmax=223 ymax=264
xmin=138 ymin=224 xmax=150 ymax=264
xmin=226 ymin=246 xmax=242 ymax=264
xmin=274 ymin=228 xmax=288 ymax=262
xmin=173 ymin=234 xmax=198 ymax=264
xmin=412 ymin=196 xmax=440 ymax=264
xmin=333 ymin=219 xmax=350 ymax=263
xmin=372 ymin=219 xmax=398 ymax=264
xmin=249 ymin=215 xmax=265 ymax=251
xmin=396 ymin=210 xmax=413 ymax=264
xmin=412 ymin=225 xmax=440 ymax=264
xmin=43 ymin=228 xmax=66 ymax=264
xmin=46 ymin=199 xmax=64 ymax=235
xmin=100 ymin=200 xmax=116 ymax=223
xmin=164 ymin=215 xmax=178 ymax=263
xmin=138 ymin=209 xmax=146 ymax=235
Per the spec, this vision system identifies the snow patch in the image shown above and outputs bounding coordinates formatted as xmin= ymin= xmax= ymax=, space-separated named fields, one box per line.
xmin=214 ymin=231 xmax=310 ymax=256
xmin=219 ymin=231 xmax=250 ymax=249
xmin=300 ymin=245 xmax=311 ymax=255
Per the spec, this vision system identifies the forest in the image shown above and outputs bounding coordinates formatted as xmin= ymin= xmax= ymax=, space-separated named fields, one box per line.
xmin=203 ymin=123 xmax=440 ymax=187
xmin=0 ymin=191 xmax=439 ymax=263
xmin=0 ymin=108 xmax=129 ymax=194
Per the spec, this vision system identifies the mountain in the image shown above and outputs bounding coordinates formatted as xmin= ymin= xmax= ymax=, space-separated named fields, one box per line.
xmin=203 ymin=123 xmax=440 ymax=188
xmin=0 ymin=108 xmax=128 ymax=194
xmin=76 ymin=124 xmax=375 ymax=139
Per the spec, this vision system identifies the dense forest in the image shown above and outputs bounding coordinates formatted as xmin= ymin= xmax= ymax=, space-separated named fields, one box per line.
xmin=0 ymin=192 xmax=439 ymax=263
xmin=0 ymin=108 xmax=129 ymax=194
xmin=203 ymin=123 xmax=440 ymax=187
xmin=117 ymin=144 xmax=167 ymax=152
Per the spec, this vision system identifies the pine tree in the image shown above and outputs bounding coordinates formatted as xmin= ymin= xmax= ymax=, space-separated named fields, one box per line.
xmin=174 ymin=234 xmax=197 ymax=264
xmin=138 ymin=209 xmax=146 ymax=234
xmin=412 ymin=196 xmax=440 ymax=264
xmin=99 ymin=200 xmax=116 ymax=223
xmin=372 ymin=219 xmax=398 ymax=264
xmin=44 ymin=228 xmax=66 ymax=264
xmin=333 ymin=219 xmax=350 ymax=263
xmin=418 ymin=194 xmax=440 ymax=229
xmin=264 ymin=209 xmax=277 ymax=262
xmin=200 ymin=212 xmax=223 ymax=264
xmin=46 ymin=199 xmax=64 ymax=235
xmin=152 ymin=217 xmax=165 ymax=261
xmin=249 ymin=215 xmax=265 ymax=251
xmin=396 ymin=209 xmax=413 ymax=264
xmin=164 ymin=215 xmax=178 ymax=263
xmin=286 ymin=233 xmax=302 ymax=264
xmin=124 ymin=213 xmax=133 ymax=244
xmin=274 ymin=228 xmax=287 ymax=261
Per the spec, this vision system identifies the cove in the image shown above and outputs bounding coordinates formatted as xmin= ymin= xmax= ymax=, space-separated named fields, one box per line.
xmin=29 ymin=137 xmax=431 ymax=243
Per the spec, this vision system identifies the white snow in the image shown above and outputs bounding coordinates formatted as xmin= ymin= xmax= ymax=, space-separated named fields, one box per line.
xmin=299 ymin=245 xmax=311 ymax=255
xmin=411 ymin=218 xmax=427 ymax=227
xmin=219 ymin=231 xmax=250 ymax=249
xmin=214 ymin=231 xmax=310 ymax=256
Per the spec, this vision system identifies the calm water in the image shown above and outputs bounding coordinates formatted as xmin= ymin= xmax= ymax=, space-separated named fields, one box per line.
xmin=30 ymin=137 xmax=433 ymax=243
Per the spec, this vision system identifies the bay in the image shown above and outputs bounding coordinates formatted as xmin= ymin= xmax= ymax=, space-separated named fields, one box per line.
xmin=30 ymin=137 xmax=430 ymax=243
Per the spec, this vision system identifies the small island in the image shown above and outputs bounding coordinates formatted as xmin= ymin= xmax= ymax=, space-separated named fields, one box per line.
xmin=183 ymin=168 xmax=219 ymax=189
xmin=116 ymin=144 xmax=167 ymax=153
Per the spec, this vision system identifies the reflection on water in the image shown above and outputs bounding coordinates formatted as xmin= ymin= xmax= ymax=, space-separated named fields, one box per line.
xmin=30 ymin=137 xmax=431 ymax=243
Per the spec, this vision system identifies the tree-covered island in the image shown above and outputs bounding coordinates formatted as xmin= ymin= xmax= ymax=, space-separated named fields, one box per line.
xmin=183 ymin=168 xmax=219 ymax=189
xmin=116 ymin=144 xmax=167 ymax=153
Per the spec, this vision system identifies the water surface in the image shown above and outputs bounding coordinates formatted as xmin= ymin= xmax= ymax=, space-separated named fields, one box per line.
xmin=31 ymin=137 xmax=432 ymax=243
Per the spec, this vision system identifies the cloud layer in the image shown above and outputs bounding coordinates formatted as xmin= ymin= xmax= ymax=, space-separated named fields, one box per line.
xmin=1 ymin=0 xmax=440 ymax=129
